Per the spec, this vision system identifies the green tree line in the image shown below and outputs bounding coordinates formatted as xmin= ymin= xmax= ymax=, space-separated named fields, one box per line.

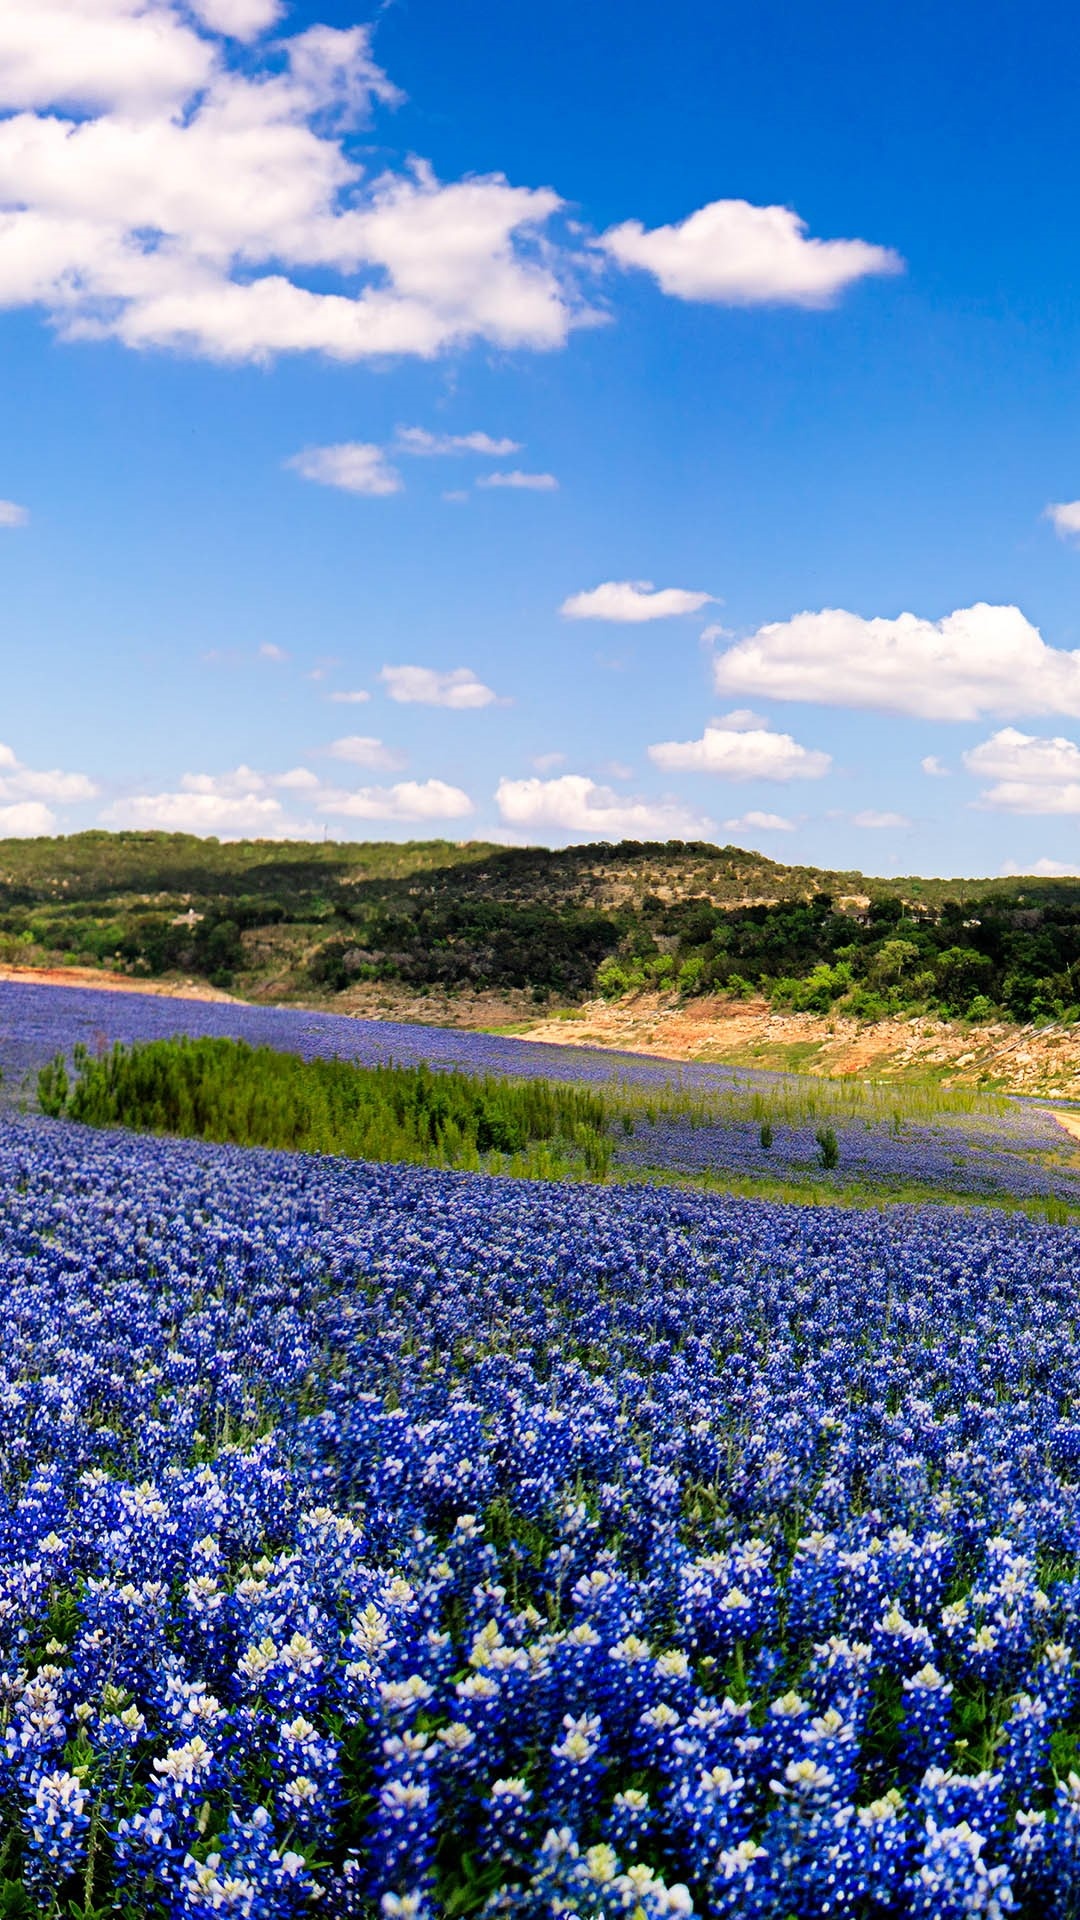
xmin=597 ymin=889 xmax=1080 ymax=1022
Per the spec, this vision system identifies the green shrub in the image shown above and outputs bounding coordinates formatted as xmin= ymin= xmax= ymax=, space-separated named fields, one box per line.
xmin=815 ymin=1125 xmax=839 ymax=1169
xmin=39 ymin=1038 xmax=614 ymax=1180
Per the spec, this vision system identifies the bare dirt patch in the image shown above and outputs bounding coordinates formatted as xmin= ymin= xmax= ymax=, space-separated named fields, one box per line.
xmin=0 ymin=964 xmax=236 ymax=1003
xmin=515 ymin=993 xmax=1080 ymax=1099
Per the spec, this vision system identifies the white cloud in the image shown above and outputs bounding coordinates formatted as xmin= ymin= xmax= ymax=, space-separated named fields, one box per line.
xmin=318 ymin=778 xmax=472 ymax=822
xmin=328 ymin=689 xmax=371 ymax=705
xmin=964 ymin=727 xmax=1080 ymax=814
xmin=852 ymin=810 xmax=911 ymax=829
xmin=0 ymin=0 xmax=215 ymax=112
xmin=103 ymin=762 xmax=316 ymax=836
xmin=0 ymin=12 xmax=584 ymax=365
xmin=395 ymin=426 xmax=521 ymax=457
xmin=496 ymin=773 xmax=712 ymax=839
xmin=713 ymin=602 xmax=1080 ymax=720
xmin=921 ymin=755 xmax=950 ymax=777
xmin=0 ymin=499 xmax=28 ymax=527
xmin=327 ymin=735 xmax=407 ymax=772
xmin=648 ymin=722 xmax=830 ymax=781
xmin=1000 ymin=857 xmax=1080 ymax=877
xmin=560 ymin=580 xmax=714 ymax=623
xmin=714 ymin=707 xmax=768 ymax=730
xmin=600 ymin=197 xmax=901 ymax=307
xmin=286 ymin=442 xmax=401 ymax=497
xmin=532 ymin=751 xmax=566 ymax=772
xmin=442 ymin=489 xmax=469 ymax=504
xmin=1046 ymin=501 xmax=1080 ymax=541
xmin=379 ymin=665 xmax=502 ymax=709
xmin=0 ymin=743 xmax=97 ymax=805
xmin=188 ymin=0 xmax=283 ymax=40
xmin=0 ymin=801 xmax=57 ymax=835
xmin=259 ymin=641 xmax=287 ymax=661
xmin=105 ymin=788 xmax=292 ymax=835
xmin=476 ymin=470 xmax=558 ymax=491
xmin=724 ymin=811 xmax=794 ymax=832
xmin=102 ymin=758 xmax=472 ymax=834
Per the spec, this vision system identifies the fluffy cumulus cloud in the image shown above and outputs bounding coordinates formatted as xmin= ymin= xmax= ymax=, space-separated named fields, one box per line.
xmin=963 ymin=728 xmax=1080 ymax=814
xmin=0 ymin=3 xmax=585 ymax=363
xmin=102 ymin=759 xmax=472 ymax=834
xmin=1046 ymin=501 xmax=1080 ymax=541
xmin=378 ymin=665 xmax=502 ymax=708
xmin=0 ymin=801 xmax=56 ymax=834
xmin=713 ymin=602 xmax=1080 ymax=720
xmin=318 ymin=778 xmax=472 ymax=822
xmin=648 ymin=721 xmax=830 ymax=781
xmin=1000 ymin=857 xmax=1080 ymax=877
xmin=600 ymin=197 xmax=901 ymax=307
xmin=723 ymin=810 xmax=794 ymax=832
xmin=560 ymin=580 xmax=714 ymax=622
xmin=327 ymin=689 xmax=370 ymax=704
xmin=0 ymin=741 xmax=97 ymax=833
xmin=496 ymin=773 xmax=712 ymax=839
xmin=188 ymin=0 xmax=283 ymax=38
xmin=102 ymin=763 xmax=312 ymax=836
xmin=852 ymin=809 xmax=911 ymax=829
xmin=0 ymin=499 xmax=28 ymax=526
xmin=476 ymin=470 xmax=557 ymax=491
xmin=326 ymin=734 xmax=406 ymax=771
xmin=286 ymin=442 xmax=401 ymax=496
xmin=921 ymin=755 xmax=950 ymax=777
xmin=394 ymin=427 xmax=521 ymax=457
xmin=0 ymin=0 xmax=215 ymax=112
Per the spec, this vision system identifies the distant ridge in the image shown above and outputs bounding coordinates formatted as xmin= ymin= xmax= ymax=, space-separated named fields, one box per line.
xmin=0 ymin=831 xmax=1077 ymax=1029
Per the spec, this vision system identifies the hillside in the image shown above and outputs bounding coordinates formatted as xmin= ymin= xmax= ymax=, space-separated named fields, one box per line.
xmin=2 ymin=830 xmax=1080 ymax=1033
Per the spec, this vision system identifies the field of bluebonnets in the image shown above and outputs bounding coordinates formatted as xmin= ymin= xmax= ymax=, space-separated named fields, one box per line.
xmin=3 ymin=978 xmax=1080 ymax=1207
xmin=3 ymin=981 xmax=1080 ymax=1914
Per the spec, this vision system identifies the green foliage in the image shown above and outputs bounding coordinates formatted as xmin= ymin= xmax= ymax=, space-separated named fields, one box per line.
xmin=36 ymin=1056 xmax=68 ymax=1117
xmin=5 ymin=827 xmax=1080 ymax=1026
xmin=771 ymin=961 xmax=852 ymax=1013
xmin=311 ymin=898 xmax=622 ymax=996
xmin=815 ymin=1125 xmax=840 ymax=1169
xmin=39 ymin=1038 xmax=614 ymax=1179
xmin=759 ymin=1120 xmax=774 ymax=1150
xmin=638 ymin=884 xmax=1080 ymax=1025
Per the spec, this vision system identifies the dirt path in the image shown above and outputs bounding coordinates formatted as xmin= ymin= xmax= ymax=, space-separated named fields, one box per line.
xmin=0 ymin=964 xmax=235 ymax=1002
xmin=1053 ymin=1111 xmax=1080 ymax=1144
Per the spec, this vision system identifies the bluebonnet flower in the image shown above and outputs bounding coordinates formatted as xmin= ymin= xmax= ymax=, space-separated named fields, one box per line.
xmin=900 ymin=1664 xmax=954 ymax=1775
xmin=908 ymin=1819 xmax=1015 ymax=1918
xmin=4 ymin=1012 xmax=1080 ymax=1908
xmin=548 ymin=1713 xmax=606 ymax=1830
xmin=22 ymin=1767 xmax=90 ymax=1884
xmin=998 ymin=1693 xmax=1050 ymax=1806
xmin=602 ymin=1788 xmax=655 ymax=1860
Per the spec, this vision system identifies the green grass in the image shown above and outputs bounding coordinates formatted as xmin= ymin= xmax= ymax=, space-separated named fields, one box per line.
xmin=621 ymin=1162 xmax=1079 ymax=1225
xmin=37 ymin=1035 xmax=1071 ymax=1225
xmin=38 ymin=1038 xmax=614 ymax=1180
xmin=598 ymin=1066 xmax=1009 ymax=1130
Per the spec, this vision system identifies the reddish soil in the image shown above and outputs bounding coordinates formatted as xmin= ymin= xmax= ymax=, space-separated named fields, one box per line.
xmin=516 ymin=993 xmax=1080 ymax=1099
xmin=0 ymin=964 xmax=235 ymax=1002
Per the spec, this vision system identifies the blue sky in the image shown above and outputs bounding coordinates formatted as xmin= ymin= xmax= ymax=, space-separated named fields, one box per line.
xmin=8 ymin=0 xmax=1080 ymax=875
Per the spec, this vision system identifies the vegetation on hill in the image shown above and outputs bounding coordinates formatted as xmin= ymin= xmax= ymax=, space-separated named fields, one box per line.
xmin=599 ymin=887 xmax=1080 ymax=1024
xmin=4 ymin=829 xmax=1080 ymax=1024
